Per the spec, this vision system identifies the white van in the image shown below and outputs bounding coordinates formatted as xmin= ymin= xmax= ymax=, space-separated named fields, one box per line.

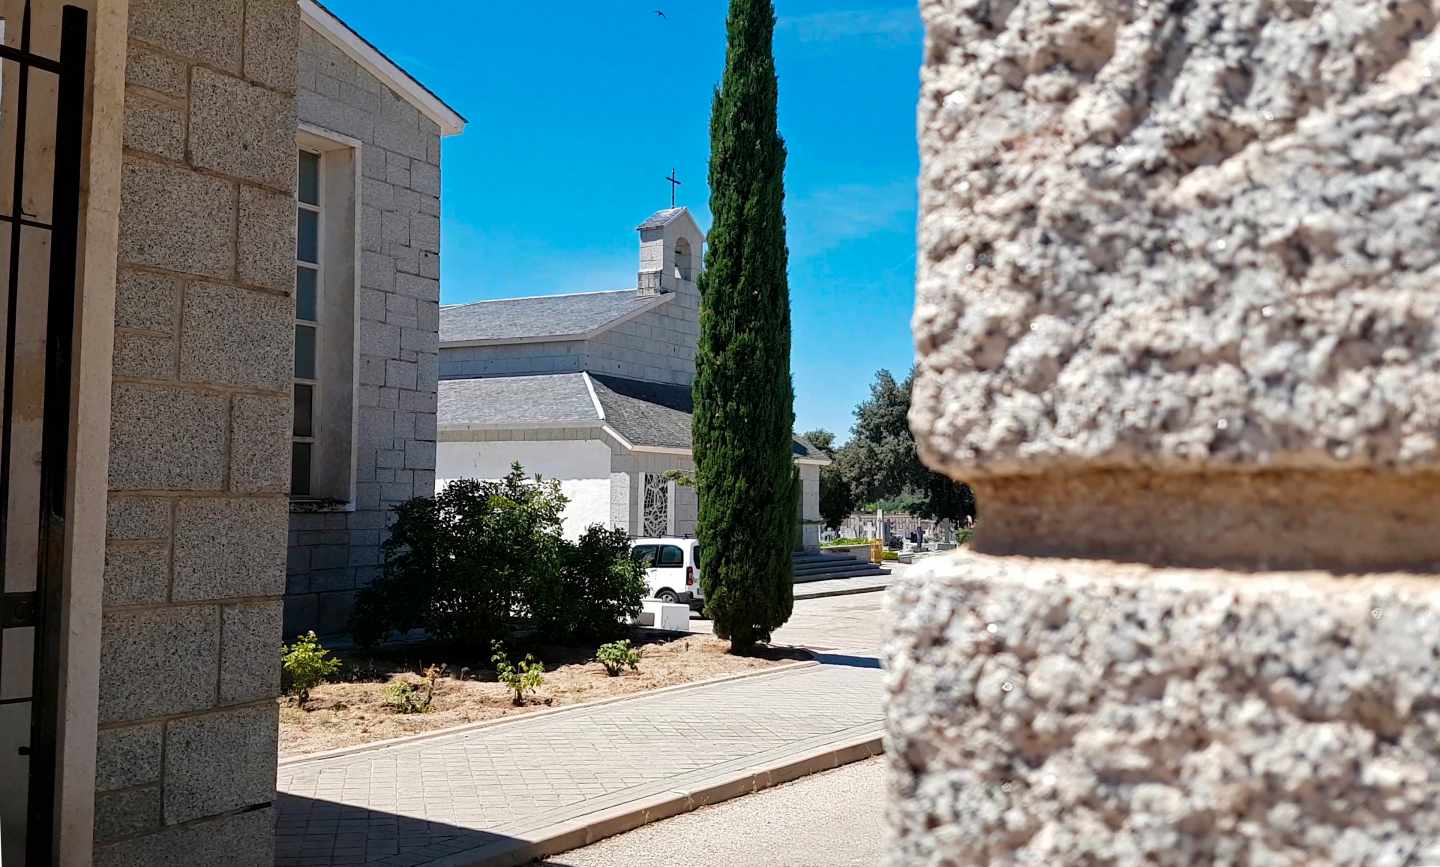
xmin=630 ymin=538 xmax=704 ymax=611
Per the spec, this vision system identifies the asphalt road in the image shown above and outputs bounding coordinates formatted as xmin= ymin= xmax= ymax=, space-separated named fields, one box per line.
xmin=536 ymin=757 xmax=888 ymax=867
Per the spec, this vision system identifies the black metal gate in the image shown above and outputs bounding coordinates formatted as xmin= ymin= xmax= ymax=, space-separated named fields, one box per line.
xmin=0 ymin=2 xmax=88 ymax=864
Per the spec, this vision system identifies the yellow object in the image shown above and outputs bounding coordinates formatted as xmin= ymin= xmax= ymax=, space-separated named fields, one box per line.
xmin=869 ymin=540 xmax=884 ymax=564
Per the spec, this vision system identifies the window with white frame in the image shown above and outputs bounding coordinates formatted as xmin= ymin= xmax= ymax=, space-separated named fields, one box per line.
xmin=291 ymin=133 xmax=359 ymax=503
xmin=293 ymin=148 xmax=321 ymax=496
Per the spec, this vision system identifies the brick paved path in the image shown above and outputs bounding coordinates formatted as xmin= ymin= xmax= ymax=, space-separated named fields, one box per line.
xmin=275 ymin=594 xmax=888 ymax=867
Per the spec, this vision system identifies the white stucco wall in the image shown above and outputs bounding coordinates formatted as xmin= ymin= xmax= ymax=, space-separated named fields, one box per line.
xmin=436 ymin=439 xmax=613 ymax=539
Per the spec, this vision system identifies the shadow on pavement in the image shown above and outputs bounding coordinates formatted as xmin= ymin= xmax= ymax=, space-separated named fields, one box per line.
xmin=275 ymin=792 xmax=527 ymax=867
xmin=811 ymin=652 xmax=883 ymax=670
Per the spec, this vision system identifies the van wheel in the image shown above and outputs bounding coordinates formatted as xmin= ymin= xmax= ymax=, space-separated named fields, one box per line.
xmin=656 ymin=589 xmax=678 ymax=604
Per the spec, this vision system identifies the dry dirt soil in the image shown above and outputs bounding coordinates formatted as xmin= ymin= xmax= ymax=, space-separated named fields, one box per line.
xmin=279 ymin=634 xmax=806 ymax=757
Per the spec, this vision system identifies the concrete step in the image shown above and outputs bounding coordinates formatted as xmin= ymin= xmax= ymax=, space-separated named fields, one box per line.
xmin=791 ymin=551 xmax=888 ymax=582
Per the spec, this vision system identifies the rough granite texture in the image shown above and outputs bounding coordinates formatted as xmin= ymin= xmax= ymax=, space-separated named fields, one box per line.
xmin=911 ymin=0 xmax=1440 ymax=480
xmin=885 ymin=553 xmax=1440 ymax=867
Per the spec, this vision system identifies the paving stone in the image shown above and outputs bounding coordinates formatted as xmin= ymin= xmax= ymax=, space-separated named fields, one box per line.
xmin=189 ymin=66 xmax=296 ymax=190
xmin=108 ymin=384 xmax=227 ymax=492
xmin=173 ymin=497 xmax=288 ymax=601
xmin=118 ymin=159 xmax=235 ymax=279
xmin=180 ymin=282 xmax=291 ymax=391
xmin=99 ymin=606 xmax=219 ymax=723
xmin=164 ymin=705 xmax=278 ymax=824
xmin=275 ymin=598 xmax=886 ymax=865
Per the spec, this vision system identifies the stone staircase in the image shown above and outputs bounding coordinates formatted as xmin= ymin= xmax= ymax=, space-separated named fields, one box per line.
xmin=792 ymin=549 xmax=888 ymax=583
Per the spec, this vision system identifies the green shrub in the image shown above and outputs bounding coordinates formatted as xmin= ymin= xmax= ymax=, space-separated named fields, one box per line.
xmin=280 ymin=631 xmax=341 ymax=708
xmin=382 ymin=663 xmax=444 ymax=714
xmin=351 ymin=464 xmax=646 ymax=649
xmin=882 ymin=550 xmax=899 ymax=561
xmin=823 ymin=537 xmax=873 ymax=547
xmin=491 ymin=641 xmax=544 ymax=705
xmin=382 ymin=679 xmax=423 ymax=713
xmin=531 ymin=526 xmax=648 ymax=642
xmin=595 ymin=640 xmax=642 ymax=677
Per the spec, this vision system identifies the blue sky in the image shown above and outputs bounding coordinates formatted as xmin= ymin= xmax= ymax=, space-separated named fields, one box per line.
xmin=322 ymin=1 xmax=924 ymax=440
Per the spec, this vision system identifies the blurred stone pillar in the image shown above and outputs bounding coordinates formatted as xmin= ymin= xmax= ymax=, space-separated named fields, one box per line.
xmin=889 ymin=0 xmax=1440 ymax=863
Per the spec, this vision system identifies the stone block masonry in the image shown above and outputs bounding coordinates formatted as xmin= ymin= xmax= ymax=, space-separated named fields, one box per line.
xmin=891 ymin=0 xmax=1440 ymax=863
xmin=97 ymin=0 xmax=298 ymax=863
xmin=284 ymin=24 xmax=442 ymax=637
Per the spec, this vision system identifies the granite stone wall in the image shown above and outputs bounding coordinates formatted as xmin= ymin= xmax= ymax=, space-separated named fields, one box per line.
xmin=96 ymin=0 xmax=297 ymax=862
xmin=891 ymin=0 xmax=1440 ymax=863
xmin=284 ymin=23 xmax=442 ymax=637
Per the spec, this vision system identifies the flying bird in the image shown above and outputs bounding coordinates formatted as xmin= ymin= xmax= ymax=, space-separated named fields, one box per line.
xmin=654 ymin=9 xmax=667 ymax=18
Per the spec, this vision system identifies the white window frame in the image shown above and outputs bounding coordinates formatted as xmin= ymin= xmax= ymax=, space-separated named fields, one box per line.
xmin=293 ymin=147 xmax=323 ymax=498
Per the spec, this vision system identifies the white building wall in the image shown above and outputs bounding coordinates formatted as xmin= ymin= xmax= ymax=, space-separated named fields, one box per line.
xmin=437 ymin=438 xmax=613 ymax=540
xmin=800 ymin=463 xmax=823 ymax=550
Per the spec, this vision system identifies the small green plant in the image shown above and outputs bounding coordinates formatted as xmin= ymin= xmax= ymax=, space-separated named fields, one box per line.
xmin=491 ymin=640 xmax=544 ymax=706
xmin=382 ymin=663 xmax=445 ymax=714
xmin=280 ymin=631 xmax=341 ymax=708
xmin=595 ymin=640 xmax=642 ymax=677
xmin=822 ymin=537 xmax=874 ymax=547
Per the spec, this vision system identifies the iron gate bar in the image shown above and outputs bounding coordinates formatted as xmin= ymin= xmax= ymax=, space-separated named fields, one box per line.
xmin=0 ymin=0 xmax=40 ymax=741
xmin=28 ymin=8 xmax=86 ymax=863
xmin=0 ymin=214 xmax=51 ymax=230
xmin=0 ymin=2 xmax=86 ymax=863
xmin=0 ymin=41 xmax=60 ymax=74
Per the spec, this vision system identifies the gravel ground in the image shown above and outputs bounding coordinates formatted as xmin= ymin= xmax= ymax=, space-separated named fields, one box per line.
xmin=535 ymin=757 xmax=887 ymax=867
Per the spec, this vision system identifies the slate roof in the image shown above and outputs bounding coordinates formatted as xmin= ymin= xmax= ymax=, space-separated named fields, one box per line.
xmin=438 ymin=374 xmax=599 ymax=428
xmin=637 ymin=208 xmax=686 ymax=229
xmin=440 ymin=373 xmax=830 ymax=464
xmin=590 ymin=375 xmax=693 ymax=450
xmin=440 ymin=290 xmax=661 ymax=344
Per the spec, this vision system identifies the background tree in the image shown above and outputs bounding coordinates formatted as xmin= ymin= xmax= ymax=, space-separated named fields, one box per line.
xmin=694 ymin=0 xmax=796 ymax=652
xmin=836 ymin=368 xmax=977 ymax=526
xmin=800 ymin=428 xmax=836 ymax=455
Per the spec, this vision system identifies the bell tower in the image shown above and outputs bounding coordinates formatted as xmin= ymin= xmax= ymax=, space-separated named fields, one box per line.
xmin=636 ymin=207 xmax=705 ymax=296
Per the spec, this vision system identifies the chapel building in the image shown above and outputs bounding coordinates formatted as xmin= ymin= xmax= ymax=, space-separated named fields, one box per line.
xmin=436 ymin=208 xmax=829 ymax=547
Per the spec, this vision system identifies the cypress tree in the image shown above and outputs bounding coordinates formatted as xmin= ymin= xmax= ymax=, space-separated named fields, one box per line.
xmin=694 ymin=0 xmax=795 ymax=652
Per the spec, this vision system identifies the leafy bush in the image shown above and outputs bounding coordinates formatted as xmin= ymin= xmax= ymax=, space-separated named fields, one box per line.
xmin=281 ymin=631 xmax=341 ymax=708
xmin=351 ymin=464 xmax=644 ymax=649
xmin=823 ymin=537 xmax=873 ymax=547
xmin=382 ymin=664 xmax=444 ymax=714
xmin=383 ymin=665 xmax=443 ymax=711
xmin=382 ymin=679 xmax=423 ymax=713
xmin=491 ymin=641 xmax=544 ymax=705
xmin=596 ymin=640 xmax=642 ymax=677
xmin=882 ymin=550 xmax=899 ymax=561
xmin=531 ymin=526 xmax=648 ymax=642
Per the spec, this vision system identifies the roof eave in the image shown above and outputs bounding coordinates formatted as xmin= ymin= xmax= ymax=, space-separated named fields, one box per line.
xmin=300 ymin=0 xmax=467 ymax=137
